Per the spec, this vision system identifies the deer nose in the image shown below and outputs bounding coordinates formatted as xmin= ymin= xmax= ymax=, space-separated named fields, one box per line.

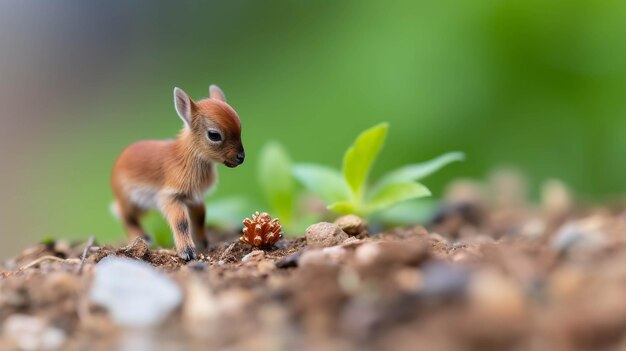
xmin=236 ymin=151 xmax=245 ymax=163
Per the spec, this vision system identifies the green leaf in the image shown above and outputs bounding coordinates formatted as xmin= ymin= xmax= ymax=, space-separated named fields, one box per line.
xmin=292 ymin=164 xmax=350 ymax=203
xmin=39 ymin=236 xmax=56 ymax=246
xmin=365 ymin=181 xmax=431 ymax=215
xmin=372 ymin=151 xmax=464 ymax=192
xmin=327 ymin=201 xmax=358 ymax=215
xmin=342 ymin=123 xmax=389 ymax=201
xmin=259 ymin=141 xmax=295 ymax=225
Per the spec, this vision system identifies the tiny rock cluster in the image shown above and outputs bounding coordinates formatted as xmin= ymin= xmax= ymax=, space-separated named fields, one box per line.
xmin=240 ymin=212 xmax=283 ymax=247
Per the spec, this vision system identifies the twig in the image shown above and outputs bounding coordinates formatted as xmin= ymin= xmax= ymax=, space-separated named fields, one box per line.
xmin=76 ymin=235 xmax=96 ymax=274
xmin=19 ymin=256 xmax=79 ymax=271
xmin=220 ymin=241 xmax=237 ymax=261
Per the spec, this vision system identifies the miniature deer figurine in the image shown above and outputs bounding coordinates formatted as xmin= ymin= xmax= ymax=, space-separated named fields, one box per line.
xmin=111 ymin=85 xmax=244 ymax=260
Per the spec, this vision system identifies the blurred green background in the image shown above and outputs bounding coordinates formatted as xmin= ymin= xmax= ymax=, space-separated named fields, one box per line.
xmin=1 ymin=0 xmax=625 ymax=256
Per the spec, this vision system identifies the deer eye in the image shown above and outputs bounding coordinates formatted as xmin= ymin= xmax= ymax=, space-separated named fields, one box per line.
xmin=207 ymin=130 xmax=222 ymax=142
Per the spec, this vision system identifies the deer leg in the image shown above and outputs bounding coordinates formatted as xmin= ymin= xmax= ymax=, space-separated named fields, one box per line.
xmin=188 ymin=202 xmax=208 ymax=250
xmin=116 ymin=200 xmax=151 ymax=243
xmin=160 ymin=196 xmax=196 ymax=261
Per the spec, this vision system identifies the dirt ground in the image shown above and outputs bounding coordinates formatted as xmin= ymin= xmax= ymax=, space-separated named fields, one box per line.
xmin=1 ymin=191 xmax=626 ymax=350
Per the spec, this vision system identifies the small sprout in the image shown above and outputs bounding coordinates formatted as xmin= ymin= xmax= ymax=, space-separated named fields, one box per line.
xmin=293 ymin=123 xmax=464 ymax=217
xmin=258 ymin=142 xmax=295 ymax=228
xmin=241 ymin=212 xmax=283 ymax=247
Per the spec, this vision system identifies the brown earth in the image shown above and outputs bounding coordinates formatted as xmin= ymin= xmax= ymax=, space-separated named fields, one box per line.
xmin=1 ymin=198 xmax=626 ymax=350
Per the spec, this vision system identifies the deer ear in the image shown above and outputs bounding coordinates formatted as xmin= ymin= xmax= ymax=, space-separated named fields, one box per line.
xmin=173 ymin=87 xmax=196 ymax=128
xmin=209 ymin=84 xmax=226 ymax=102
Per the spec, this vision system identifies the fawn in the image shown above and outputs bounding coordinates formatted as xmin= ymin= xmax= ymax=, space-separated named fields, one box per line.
xmin=111 ymin=85 xmax=244 ymax=260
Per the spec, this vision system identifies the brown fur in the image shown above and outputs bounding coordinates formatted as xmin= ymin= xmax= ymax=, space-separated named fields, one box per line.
xmin=111 ymin=85 xmax=244 ymax=260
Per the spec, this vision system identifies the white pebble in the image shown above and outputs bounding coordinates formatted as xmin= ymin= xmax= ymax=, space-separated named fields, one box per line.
xmin=90 ymin=256 xmax=183 ymax=328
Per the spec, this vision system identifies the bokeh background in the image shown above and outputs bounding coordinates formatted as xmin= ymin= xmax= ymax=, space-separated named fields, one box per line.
xmin=1 ymin=0 xmax=625 ymax=257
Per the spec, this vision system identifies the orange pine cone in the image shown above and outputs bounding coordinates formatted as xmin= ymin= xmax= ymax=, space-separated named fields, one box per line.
xmin=240 ymin=212 xmax=283 ymax=247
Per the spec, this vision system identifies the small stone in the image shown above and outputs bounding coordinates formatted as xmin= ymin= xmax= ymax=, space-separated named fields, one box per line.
xmin=354 ymin=242 xmax=382 ymax=266
xmin=428 ymin=202 xmax=482 ymax=234
xmin=305 ymin=222 xmax=349 ymax=248
xmin=3 ymin=314 xmax=66 ymax=351
xmin=299 ymin=246 xmax=347 ymax=268
xmin=468 ymin=269 xmax=526 ymax=320
xmin=272 ymin=238 xmax=291 ymax=250
xmin=338 ymin=267 xmax=361 ymax=294
xmin=334 ymin=215 xmax=367 ymax=236
xmin=299 ymin=250 xmax=330 ymax=268
xmin=242 ymin=250 xmax=265 ymax=263
xmin=418 ymin=261 xmax=471 ymax=298
xmin=341 ymin=236 xmax=362 ymax=247
xmin=488 ymin=169 xmax=528 ymax=208
xmin=551 ymin=222 xmax=606 ymax=255
xmin=90 ymin=256 xmax=183 ymax=327
xmin=186 ymin=261 xmax=209 ymax=271
xmin=541 ymin=179 xmax=572 ymax=218
xmin=354 ymin=240 xmax=429 ymax=268
xmin=53 ymin=240 xmax=72 ymax=257
xmin=183 ymin=277 xmax=218 ymax=324
xmin=275 ymin=249 xmax=306 ymax=269
xmin=444 ymin=179 xmax=487 ymax=205
xmin=521 ymin=219 xmax=546 ymax=240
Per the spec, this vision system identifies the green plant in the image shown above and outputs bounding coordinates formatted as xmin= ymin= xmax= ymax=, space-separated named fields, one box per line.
xmin=258 ymin=141 xmax=296 ymax=228
xmin=257 ymin=141 xmax=331 ymax=235
xmin=293 ymin=123 xmax=464 ymax=217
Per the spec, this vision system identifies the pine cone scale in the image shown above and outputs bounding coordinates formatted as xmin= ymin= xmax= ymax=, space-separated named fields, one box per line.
xmin=240 ymin=211 xmax=283 ymax=248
